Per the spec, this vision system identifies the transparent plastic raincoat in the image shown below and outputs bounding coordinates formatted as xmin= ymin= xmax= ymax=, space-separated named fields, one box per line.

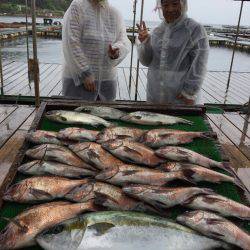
xmin=62 ymin=0 xmax=130 ymax=101
xmin=137 ymin=0 xmax=209 ymax=104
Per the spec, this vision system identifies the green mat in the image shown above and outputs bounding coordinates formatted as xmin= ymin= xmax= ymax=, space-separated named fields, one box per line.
xmin=0 ymin=113 xmax=249 ymax=250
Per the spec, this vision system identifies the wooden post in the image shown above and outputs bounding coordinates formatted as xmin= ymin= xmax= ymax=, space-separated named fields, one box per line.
xmin=31 ymin=0 xmax=40 ymax=107
xmin=0 ymin=46 xmax=3 ymax=95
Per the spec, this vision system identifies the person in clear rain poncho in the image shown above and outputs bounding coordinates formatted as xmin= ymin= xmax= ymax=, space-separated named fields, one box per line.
xmin=137 ymin=0 xmax=209 ymax=105
xmin=62 ymin=0 xmax=130 ymax=101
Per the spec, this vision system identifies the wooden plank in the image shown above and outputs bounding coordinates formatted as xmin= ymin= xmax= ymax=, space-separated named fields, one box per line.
xmin=0 ymin=106 xmax=34 ymax=149
xmin=0 ymin=105 xmax=18 ymax=123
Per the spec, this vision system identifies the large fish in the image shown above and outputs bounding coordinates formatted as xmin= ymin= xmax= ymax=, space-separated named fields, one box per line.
xmin=95 ymin=164 xmax=189 ymax=187
xmin=96 ymin=126 xmax=145 ymax=144
xmin=0 ymin=201 xmax=97 ymax=250
xmin=102 ymin=139 xmax=164 ymax=167
xmin=75 ymin=105 xmax=126 ymax=120
xmin=57 ymin=127 xmax=99 ymax=142
xmin=69 ymin=142 xmax=123 ymax=170
xmin=26 ymin=130 xmax=63 ymax=145
xmin=156 ymin=146 xmax=234 ymax=174
xmin=123 ymin=185 xmax=213 ymax=209
xmin=177 ymin=210 xmax=250 ymax=250
xmin=159 ymin=163 xmax=236 ymax=185
xmin=18 ymin=160 xmax=96 ymax=178
xmin=140 ymin=129 xmax=216 ymax=148
xmin=3 ymin=176 xmax=89 ymax=203
xmin=121 ymin=111 xmax=193 ymax=126
xmin=37 ymin=211 xmax=232 ymax=250
xmin=185 ymin=194 xmax=250 ymax=220
xmin=65 ymin=180 xmax=158 ymax=214
xmin=46 ymin=110 xmax=112 ymax=127
xmin=25 ymin=144 xmax=94 ymax=170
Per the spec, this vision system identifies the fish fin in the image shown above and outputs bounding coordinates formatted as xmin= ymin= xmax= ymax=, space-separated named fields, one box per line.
xmin=206 ymin=218 xmax=225 ymax=225
xmin=210 ymin=231 xmax=226 ymax=238
xmin=95 ymin=166 xmax=119 ymax=181
xmin=1 ymin=217 xmax=28 ymax=233
xmin=181 ymin=196 xmax=198 ymax=206
xmin=87 ymin=149 xmax=100 ymax=160
xmin=202 ymin=195 xmax=225 ymax=204
xmin=181 ymin=169 xmax=198 ymax=185
xmin=29 ymin=188 xmax=53 ymax=199
xmin=88 ymin=222 xmax=115 ymax=236
xmin=116 ymin=135 xmax=132 ymax=140
xmin=152 ymin=200 xmax=168 ymax=210
xmin=233 ymin=173 xmax=250 ymax=195
xmin=181 ymin=119 xmax=193 ymax=125
xmin=94 ymin=192 xmax=119 ymax=206
xmin=133 ymin=116 xmax=142 ymax=120
xmin=201 ymin=132 xmax=217 ymax=140
xmin=123 ymin=146 xmax=143 ymax=157
xmin=121 ymin=170 xmax=139 ymax=176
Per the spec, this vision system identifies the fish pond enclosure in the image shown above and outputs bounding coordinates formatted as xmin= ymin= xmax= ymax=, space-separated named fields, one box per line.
xmin=0 ymin=101 xmax=249 ymax=250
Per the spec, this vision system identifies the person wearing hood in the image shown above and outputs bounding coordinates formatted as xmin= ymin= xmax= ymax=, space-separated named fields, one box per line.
xmin=62 ymin=0 xmax=130 ymax=101
xmin=137 ymin=0 xmax=209 ymax=105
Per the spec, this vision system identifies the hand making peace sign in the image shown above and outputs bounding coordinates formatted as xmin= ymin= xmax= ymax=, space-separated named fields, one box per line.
xmin=136 ymin=21 xmax=149 ymax=43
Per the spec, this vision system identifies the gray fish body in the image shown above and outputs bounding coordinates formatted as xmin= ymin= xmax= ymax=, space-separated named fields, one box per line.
xmin=141 ymin=129 xmax=214 ymax=148
xmin=96 ymin=127 xmax=145 ymax=144
xmin=75 ymin=106 xmax=126 ymax=120
xmin=121 ymin=111 xmax=193 ymax=126
xmin=69 ymin=142 xmax=123 ymax=170
xmin=26 ymin=130 xmax=62 ymax=145
xmin=58 ymin=127 xmax=99 ymax=142
xmin=177 ymin=210 xmax=250 ymax=250
xmin=37 ymin=211 xmax=231 ymax=250
xmin=123 ymin=185 xmax=213 ymax=209
xmin=46 ymin=110 xmax=112 ymax=127
xmin=25 ymin=144 xmax=93 ymax=170
xmin=102 ymin=139 xmax=164 ymax=167
xmin=18 ymin=160 xmax=96 ymax=178
xmin=0 ymin=201 xmax=96 ymax=250
xmin=186 ymin=194 xmax=250 ymax=220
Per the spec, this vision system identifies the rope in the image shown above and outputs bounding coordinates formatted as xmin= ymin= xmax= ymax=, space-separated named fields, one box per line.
xmin=25 ymin=0 xmax=31 ymax=89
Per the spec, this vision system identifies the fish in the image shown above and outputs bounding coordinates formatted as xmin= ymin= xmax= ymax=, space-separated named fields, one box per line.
xmin=123 ymin=185 xmax=214 ymax=209
xmin=0 ymin=201 xmax=97 ymax=250
xmin=65 ymin=180 xmax=158 ymax=214
xmin=37 ymin=211 xmax=232 ymax=250
xmin=156 ymin=146 xmax=234 ymax=174
xmin=96 ymin=126 xmax=145 ymax=144
xmin=46 ymin=110 xmax=112 ymax=127
xmin=140 ymin=129 xmax=217 ymax=148
xmin=26 ymin=130 xmax=63 ymax=145
xmin=159 ymin=163 xmax=237 ymax=185
xmin=121 ymin=111 xmax=193 ymax=126
xmin=25 ymin=144 xmax=95 ymax=171
xmin=74 ymin=105 xmax=126 ymax=120
xmin=185 ymin=194 xmax=250 ymax=220
xmin=3 ymin=176 xmax=89 ymax=203
xmin=69 ymin=142 xmax=123 ymax=171
xmin=18 ymin=160 xmax=96 ymax=178
xmin=95 ymin=164 xmax=190 ymax=187
xmin=57 ymin=127 xmax=99 ymax=142
xmin=102 ymin=139 xmax=164 ymax=167
xmin=177 ymin=210 xmax=250 ymax=250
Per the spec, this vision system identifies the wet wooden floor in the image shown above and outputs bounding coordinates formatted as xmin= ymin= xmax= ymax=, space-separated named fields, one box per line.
xmin=1 ymin=61 xmax=250 ymax=104
xmin=0 ymin=104 xmax=249 ymax=197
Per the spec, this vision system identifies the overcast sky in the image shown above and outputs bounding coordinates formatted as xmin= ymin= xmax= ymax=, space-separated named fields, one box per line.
xmin=109 ymin=0 xmax=250 ymax=26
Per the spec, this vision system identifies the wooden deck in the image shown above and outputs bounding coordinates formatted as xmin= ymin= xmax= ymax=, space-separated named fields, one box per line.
xmin=0 ymin=104 xmax=249 ymax=199
xmin=1 ymin=61 xmax=250 ymax=104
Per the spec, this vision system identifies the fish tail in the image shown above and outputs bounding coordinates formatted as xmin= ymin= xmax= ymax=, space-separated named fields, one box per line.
xmin=233 ymin=175 xmax=250 ymax=195
xmin=201 ymin=132 xmax=217 ymax=140
xmin=218 ymin=162 xmax=236 ymax=176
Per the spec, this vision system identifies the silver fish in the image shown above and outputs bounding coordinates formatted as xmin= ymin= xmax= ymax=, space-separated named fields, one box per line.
xmin=123 ymin=185 xmax=213 ymax=209
xmin=18 ymin=160 xmax=96 ymax=178
xmin=57 ymin=127 xmax=99 ymax=142
xmin=156 ymin=146 xmax=234 ymax=174
xmin=0 ymin=201 xmax=97 ymax=250
xmin=69 ymin=142 xmax=123 ymax=170
xmin=177 ymin=210 xmax=250 ymax=250
xmin=26 ymin=130 xmax=63 ymax=145
xmin=185 ymin=194 xmax=250 ymax=220
xmin=75 ymin=105 xmax=126 ymax=120
xmin=102 ymin=139 xmax=164 ymax=167
xmin=25 ymin=144 xmax=94 ymax=171
xmin=96 ymin=126 xmax=145 ymax=144
xmin=121 ymin=111 xmax=193 ymax=126
xmin=46 ymin=110 xmax=112 ymax=127
xmin=140 ymin=129 xmax=216 ymax=148
xmin=37 ymin=211 xmax=231 ymax=250
xmin=3 ymin=176 xmax=89 ymax=203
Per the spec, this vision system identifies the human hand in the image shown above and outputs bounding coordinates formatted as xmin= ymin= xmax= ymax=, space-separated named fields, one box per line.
xmin=83 ymin=75 xmax=96 ymax=92
xmin=176 ymin=94 xmax=195 ymax=105
xmin=136 ymin=21 xmax=149 ymax=43
xmin=108 ymin=45 xmax=120 ymax=60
